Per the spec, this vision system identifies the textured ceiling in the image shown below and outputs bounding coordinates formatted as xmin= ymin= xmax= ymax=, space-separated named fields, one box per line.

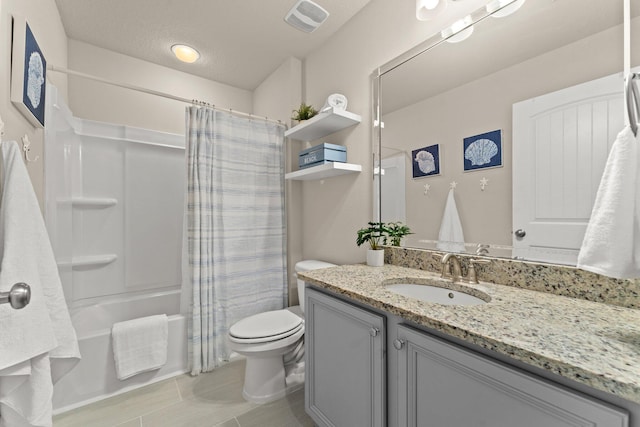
xmin=55 ymin=0 xmax=371 ymax=90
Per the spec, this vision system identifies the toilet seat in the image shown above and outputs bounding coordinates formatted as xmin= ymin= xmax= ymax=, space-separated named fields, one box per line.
xmin=229 ymin=309 xmax=303 ymax=344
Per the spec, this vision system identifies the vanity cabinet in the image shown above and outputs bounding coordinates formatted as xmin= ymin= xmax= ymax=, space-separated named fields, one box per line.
xmin=305 ymin=287 xmax=386 ymax=427
xmin=305 ymin=285 xmax=629 ymax=427
xmin=395 ymin=324 xmax=628 ymax=427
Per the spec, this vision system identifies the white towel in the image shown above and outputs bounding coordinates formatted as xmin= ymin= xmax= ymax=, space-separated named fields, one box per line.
xmin=112 ymin=314 xmax=168 ymax=380
xmin=577 ymin=126 xmax=640 ymax=279
xmin=0 ymin=141 xmax=80 ymax=427
xmin=437 ymin=189 xmax=466 ymax=253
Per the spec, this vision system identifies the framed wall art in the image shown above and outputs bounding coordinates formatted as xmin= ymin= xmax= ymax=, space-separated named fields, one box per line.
xmin=11 ymin=16 xmax=46 ymax=127
xmin=463 ymin=129 xmax=502 ymax=172
xmin=411 ymin=144 xmax=440 ymax=178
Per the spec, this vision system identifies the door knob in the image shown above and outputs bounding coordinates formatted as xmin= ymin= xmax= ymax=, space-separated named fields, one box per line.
xmin=0 ymin=283 xmax=31 ymax=309
xmin=393 ymin=339 xmax=405 ymax=350
xmin=514 ymin=229 xmax=526 ymax=239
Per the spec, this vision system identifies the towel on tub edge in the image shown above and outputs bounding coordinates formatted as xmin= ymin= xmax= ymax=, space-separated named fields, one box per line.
xmin=111 ymin=314 xmax=168 ymax=380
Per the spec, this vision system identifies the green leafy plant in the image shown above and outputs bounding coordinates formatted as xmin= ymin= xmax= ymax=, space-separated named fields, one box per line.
xmin=356 ymin=222 xmax=390 ymax=250
xmin=386 ymin=222 xmax=413 ymax=246
xmin=292 ymin=103 xmax=318 ymax=121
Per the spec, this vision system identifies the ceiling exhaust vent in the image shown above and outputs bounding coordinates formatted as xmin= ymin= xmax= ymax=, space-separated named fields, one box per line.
xmin=284 ymin=0 xmax=329 ymax=33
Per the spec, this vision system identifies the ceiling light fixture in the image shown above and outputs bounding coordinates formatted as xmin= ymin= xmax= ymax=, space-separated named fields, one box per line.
xmin=171 ymin=44 xmax=200 ymax=63
xmin=416 ymin=0 xmax=447 ymax=21
xmin=486 ymin=0 xmax=526 ymax=18
xmin=441 ymin=15 xmax=474 ymax=43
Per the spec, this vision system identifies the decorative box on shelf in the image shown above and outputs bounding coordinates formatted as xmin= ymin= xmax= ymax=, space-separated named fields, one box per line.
xmin=299 ymin=143 xmax=347 ymax=169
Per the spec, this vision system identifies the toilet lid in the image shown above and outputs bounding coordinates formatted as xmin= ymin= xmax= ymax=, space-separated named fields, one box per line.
xmin=229 ymin=310 xmax=303 ymax=343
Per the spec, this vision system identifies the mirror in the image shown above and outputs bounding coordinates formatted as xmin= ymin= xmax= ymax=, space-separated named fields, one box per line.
xmin=374 ymin=0 xmax=638 ymax=264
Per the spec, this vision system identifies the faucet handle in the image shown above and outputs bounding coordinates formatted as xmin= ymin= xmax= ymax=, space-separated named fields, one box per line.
xmin=465 ymin=258 xmax=491 ymax=284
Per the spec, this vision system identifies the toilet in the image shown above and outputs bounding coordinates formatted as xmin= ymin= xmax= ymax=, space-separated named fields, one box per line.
xmin=228 ymin=260 xmax=336 ymax=404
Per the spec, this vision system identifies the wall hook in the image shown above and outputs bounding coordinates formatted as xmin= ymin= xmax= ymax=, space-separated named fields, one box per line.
xmin=480 ymin=177 xmax=489 ymax=191
xmin=21 ymin=135 xmax=39 ymax=163
xmin=423 ymin=183 xmax=431 ymax=195
xmin=449 ymin=181 xmax=458 ymax=190
xmin=0 ymin=113 xmax=4 ymax=139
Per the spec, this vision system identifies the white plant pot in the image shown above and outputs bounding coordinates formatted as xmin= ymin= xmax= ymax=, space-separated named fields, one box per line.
xmin=367 ymin=249 xmax=385 ymax=267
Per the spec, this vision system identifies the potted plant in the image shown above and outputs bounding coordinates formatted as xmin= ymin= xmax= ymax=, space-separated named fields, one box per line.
xmin=292 ymin=103 xmax=318 ymax=123
xmin=356 ymin=221 xmax=389 ymax=267
xmin=386 ymin=222 xmax=413 ymax=246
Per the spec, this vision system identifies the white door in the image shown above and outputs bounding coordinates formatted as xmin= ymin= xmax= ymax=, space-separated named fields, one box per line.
xmin=512 ymin=71 xmax=628 ymax=264
xmin=380 ymin=154 xmax=406 ymax=223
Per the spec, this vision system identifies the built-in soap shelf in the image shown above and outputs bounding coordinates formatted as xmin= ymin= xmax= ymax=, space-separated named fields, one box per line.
xmin=58 ymin=197 xmax=118 ymax=208
xmin=57 ymin=254 xmax=117 ymax=269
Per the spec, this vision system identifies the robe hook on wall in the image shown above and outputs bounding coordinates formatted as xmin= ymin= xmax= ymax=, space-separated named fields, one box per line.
xmin=480 ymin=177 xmax=489 ymax=191
xmin=21 ymin=135 xmax=39 ymax=163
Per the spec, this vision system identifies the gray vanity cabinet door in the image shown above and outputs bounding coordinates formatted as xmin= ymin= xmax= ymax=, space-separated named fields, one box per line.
xmin=395 ymin=325 xmax=628 ymax=427
xmin=305 ymin=287 xmax=386 ymax=427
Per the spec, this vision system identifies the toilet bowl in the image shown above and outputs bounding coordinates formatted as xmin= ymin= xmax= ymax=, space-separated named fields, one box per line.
xmin=228 ymin=260 xmax=335 ymax=404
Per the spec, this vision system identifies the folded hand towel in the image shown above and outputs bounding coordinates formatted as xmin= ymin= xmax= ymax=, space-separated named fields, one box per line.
xmin=437 ymin=189 xmax=466 ymax=253
xmin=577 ymin=126 xmax=640 ymax=278
xmin=0 ymin=141 xmax=80 ymax=427
xmin=112 ymin=314 xmax=168 ymax=380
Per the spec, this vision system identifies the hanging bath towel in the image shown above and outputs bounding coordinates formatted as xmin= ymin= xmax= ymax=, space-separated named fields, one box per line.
xmin=577 ymin=126 xmax=640 ymax=279
xmin=0 ymin=141 xmax=80 ymax=427
xmin=437 ymin=189 xmax=466 ymax=253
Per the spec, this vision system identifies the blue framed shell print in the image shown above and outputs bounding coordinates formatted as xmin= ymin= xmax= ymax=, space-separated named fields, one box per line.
xmin=463 ymin=130 xmax=502 ymax=172
xmin=412 ymin=144 xmax=440 ymax=178
xmin=11 ymin=16 xmax=46 ymax=127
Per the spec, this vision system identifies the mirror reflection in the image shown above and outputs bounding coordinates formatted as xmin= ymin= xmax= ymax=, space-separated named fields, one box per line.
xmin=376 ymin=0 xmax=638 ymax=264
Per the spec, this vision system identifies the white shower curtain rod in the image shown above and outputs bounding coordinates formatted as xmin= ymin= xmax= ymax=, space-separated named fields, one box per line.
xmin=47 ymin=65 xmax=285 ymax=127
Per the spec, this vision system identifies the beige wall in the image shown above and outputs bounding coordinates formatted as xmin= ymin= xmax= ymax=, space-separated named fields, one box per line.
xmin=0 ymin=0 xmax=67 ymax=208
xmin=67 ymin=39 xmax=253 ymax=135
xmin=252 ymin=57 xmax=304 ymax=304
xmin=301 ymin=0 xmax=486 ymax=265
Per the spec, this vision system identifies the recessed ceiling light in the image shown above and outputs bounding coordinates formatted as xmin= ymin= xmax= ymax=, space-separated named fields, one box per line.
xmin=171 ymin=44 xmax=200 ymax=63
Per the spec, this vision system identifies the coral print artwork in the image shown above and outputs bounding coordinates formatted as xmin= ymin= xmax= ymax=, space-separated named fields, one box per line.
xmin=412 ymin=144 xmax=440 ymax=178
xmin=463 ymin=130 xmax=502 ymax=172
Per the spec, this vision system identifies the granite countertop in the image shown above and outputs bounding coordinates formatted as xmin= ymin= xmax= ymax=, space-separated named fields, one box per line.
xmin=299 ymin=264 xmax=640 ymax=404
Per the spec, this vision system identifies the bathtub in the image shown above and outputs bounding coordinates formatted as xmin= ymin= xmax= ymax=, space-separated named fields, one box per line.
xmin=52 ymin=290 xmax=188 ymax=413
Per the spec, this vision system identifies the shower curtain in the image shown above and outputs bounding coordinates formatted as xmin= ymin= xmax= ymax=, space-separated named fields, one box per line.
xmin=183 ymin=106 xmax=287 ymax=375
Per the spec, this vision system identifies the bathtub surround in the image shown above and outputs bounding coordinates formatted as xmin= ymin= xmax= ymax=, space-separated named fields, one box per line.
xmin=0 ymin=141 xmax=79 ymax=426
xmin=183 ymin=106 xmax=287 ymax=375
xmin=44 ymin=88 xmax=188 ymax=412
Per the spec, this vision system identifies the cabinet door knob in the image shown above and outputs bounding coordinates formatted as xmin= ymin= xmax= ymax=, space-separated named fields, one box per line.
xmin=393 ymin=339 xmax=405 ymax=350
xmin=369 ymin=328 xmax=380 ymax=337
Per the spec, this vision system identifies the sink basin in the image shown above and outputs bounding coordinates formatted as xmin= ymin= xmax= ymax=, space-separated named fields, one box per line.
xmin=385 ymin=283 xmax=488 ymax=306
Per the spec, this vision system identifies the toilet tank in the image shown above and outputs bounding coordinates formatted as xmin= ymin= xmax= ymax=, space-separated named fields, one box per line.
xmin=295 ymin=260 xmax=336 ymax=313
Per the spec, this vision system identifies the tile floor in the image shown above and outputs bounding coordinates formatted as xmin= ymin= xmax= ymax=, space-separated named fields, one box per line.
xmin=53 ymin=359 xmax=315 ymax=427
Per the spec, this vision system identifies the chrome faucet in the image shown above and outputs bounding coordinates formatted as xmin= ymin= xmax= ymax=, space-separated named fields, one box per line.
xmin=440 ymin=253 xmax=462 ymax=282
xmin=441 ymin=254 xmax=491 ymax=283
